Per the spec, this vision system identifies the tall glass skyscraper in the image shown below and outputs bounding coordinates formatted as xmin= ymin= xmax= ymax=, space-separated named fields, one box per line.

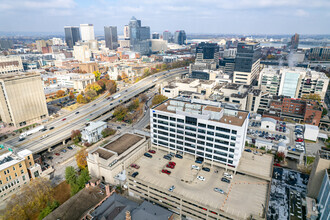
xmin=163 ymin=31 xmax=171 ymax=42
xmin=104 ymin=26 xmax=118 ymax=50
xmin=64 ymin=26 xmax=80 ymax=48
xmin=128 ymin=16 xmax=150 ymax=55
xmin=174 ymin=30 xmax=186 ymax=45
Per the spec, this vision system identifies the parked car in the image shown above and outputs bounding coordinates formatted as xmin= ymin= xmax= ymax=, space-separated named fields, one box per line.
xmin=130 ymin=164 xmax=140 ymax=169
xmin=169 ymin=185 xmax=175 ymax=192
xmin=163 ymin=155 xmax=171 ymax=160
xmin=67 ymin=146 xmax=73 ymax=150
xmin=169 ymin=161 xmax=176 ymax=166
xmin=221 ymin=177 xmax=230 ymax=183
xmin=75 ymin=111 xmax=79 ymax=114
xmin=144 ymin=153 xmax=152 ymax=158
xmin=175 ymin=154 xmax=183 ymax=159
xmin=61 ymin=149 xmax=67 ymax=153
xmin=48 ymin=156 xmax=53 ymax=160
xmin=214 ymin=188 xmax=224 ymax=194
xmin=191 ymin=165 xmax=200 ymax=170
xmin=197 ymin=176 xmax=205 ymax=181
xmin=132 ymin=172 xmax=139 ymax=178
xmin=166 ymin=164 xmax=175 ymax=169
xmin=162 ymin=169 xmax=171 ymax=175
xmin=55 ymin=153 xmax=60 ymax=156
xmin=195 ymin=160 xmax=203 ymax=164
xmin=49 ymin=126 xmax=55 ymax=130
xmin=296 ymin=138 xmax=304 ymax=142
xmin=202 ymin=167 xmax=210 ymax=172
xmin=148 ymin=150 xmax=156 ymax=154
xmin=62 ymin=118 xmax=66 ymax=121
xmin=244 ymin=149 xmax=252 ymax=152
xmin=274 ymin=163 xmax=281 ymax=167
xmin=224 ymin=173 xmax=233 ymax=179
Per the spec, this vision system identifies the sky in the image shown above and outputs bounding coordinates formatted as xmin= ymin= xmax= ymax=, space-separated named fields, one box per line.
xmin=0 ymin=0 xmax=329 ymax=35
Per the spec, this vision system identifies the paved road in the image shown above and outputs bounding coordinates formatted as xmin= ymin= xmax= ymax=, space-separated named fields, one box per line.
xmin=1 ymin=68 xmax=186 ymax=154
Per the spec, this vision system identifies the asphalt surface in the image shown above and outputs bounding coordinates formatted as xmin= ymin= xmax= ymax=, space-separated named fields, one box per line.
xmin=1 ymin=68 xmax=186 ymax=154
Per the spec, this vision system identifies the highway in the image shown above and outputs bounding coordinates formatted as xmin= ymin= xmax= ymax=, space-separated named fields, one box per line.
xmin=2 ymin=68 xmax=187 ymax=154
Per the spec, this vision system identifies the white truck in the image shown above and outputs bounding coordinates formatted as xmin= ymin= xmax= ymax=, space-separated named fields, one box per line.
xmin=112 ymin=94 xmax=121 ymax=100
xmin=19 ymin=125 xmax=45 ymax=140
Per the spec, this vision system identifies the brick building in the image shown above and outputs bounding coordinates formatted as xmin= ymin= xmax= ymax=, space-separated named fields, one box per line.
xmin=263 ymin=97 xmax=323 ymax=126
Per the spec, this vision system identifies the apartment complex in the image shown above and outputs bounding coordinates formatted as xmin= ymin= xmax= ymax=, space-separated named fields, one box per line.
xmin=233 ymin=42 xmax=261 ymax=85
xmin=151 ymin=99 xmax=249 ymax=168
xmin=0 ymin=149 xmax=42 ymax=200
xmin=0 ymin=73 xmax=48 ymax=127
xmin=0 ymin=56 xmax=24 ymax=75
xmin=259 ymin=66 xmax=329 ymax=100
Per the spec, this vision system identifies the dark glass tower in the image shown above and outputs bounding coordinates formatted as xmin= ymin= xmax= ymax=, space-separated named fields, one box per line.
xmin=234 ymin=42 xmax=261 ymax=73
xmin=174 ymin=30 xmax=186 ymax=45
xmin=104 ymin=26 xmax=118 ymax=50
xmin=64 ymin=26 xmax=80 ymax=48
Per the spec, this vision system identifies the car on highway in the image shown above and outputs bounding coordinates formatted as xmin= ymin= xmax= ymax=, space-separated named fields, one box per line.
xmin=18 ymin=138 xmax=25 ymax=141
xmin=197 ymin=176 xmax=205 ymax=181
xmin=49 ymin=127 xmax=55 ymax=130
xmin=162 ymin=169 xmax=171 ymax=175
xmin=75 ymin=111 xmax=79 ymax=114
xmin=130 ymin=164 xmax=140 ymax=169
xmin=67 ymin=146 xmax=73 ymax=150
xmin=62 ymin=118 xmax=66 ymax=121
xmin=61 ymin=149 xmax=67 ymax=153
xmin=117 ymin=126 xmax=121 ymax=129
xmin=221 ymin=177 xmax=230 ymax=183
xmin=41 ymin=128 xmax=47 ymax=132
xmin=132 ymin=172 xmax=139 ymax=178
xmin=40 ymin=134 xmax=48 ymax=140
xmin=148 ymin=150 xmax=156 ymax=154
xmin=93 ymin=104 xmax=96 ymax=106
xmin=144 ymin=153 xmax=152 ymax=158
xmin=214 ymin=188 xmax=224 ymax=194
xmin=55 ymin=153 xmax=60 ymax=156
xmin=202 ymin=167 xmax=210 ymax=172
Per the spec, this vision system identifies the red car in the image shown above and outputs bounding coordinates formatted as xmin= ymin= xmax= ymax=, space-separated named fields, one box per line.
xmin=296 ymin=138 xmax=303 ymax=142
xmin=274 ymin=163 xmax=281 ymax=167
xmin=62 ymin=118 xmax=66 ymax=121
xmin=162 ymin=169 xmax=171 ymax=175
xmin=130 ymin=164 xmax=140 ymax=169
xmin=169 ymin=161 xmax=176 ymax=166
xmin=55 ymin=153 xmax=60 ymax=156
xmin=166 ymin=164 xmax=175 ymax=169
xmin=148 ymin=150 xmax=156 ymax=154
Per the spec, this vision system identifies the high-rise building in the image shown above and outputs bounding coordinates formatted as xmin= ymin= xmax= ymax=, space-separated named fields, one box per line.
xmin=64 ymin=26 xmax=81 ymax=48
xmin=0 ymin=73 xmax=49 ymax=127
xmin=128 ymin=16 xmax=151 ymax=55
xmin=104 ymin=26 xmax=118 ymax=50
xmin=124 ymin=25 xmax=130 ymax=40
xmin=0 ymin=39 xmax=13 ymax=50
xmin=152 ymin=32 xmax=160 ymax=39
xmin=52 ymin=37 xmax=64 ymax=45
xmin=162 ymin=30 xmax=171 ymax=42
xmin=174 ymin=30 xmax=186 ymax=45
xmin=150 ymin=99 xmax=249 ymax=168
xmin=80 ymin=24 xmax=95 ymax=42
xmin=0 ymin=56 xmax=24 ymax=75
xmin=308 ymin=47 xmax=330 ymax=61
xmin=233 ymin=42 xmax=261 ymax=85
xmin=195 ymin=42 xmax=220 ymax=65
xmin=288 ymin=33 xmax=299 ymax=50
xmin=316 ymin=169 xmax=329 ymax=220
xmin=73 ymin=45 xmax=91 ymax=62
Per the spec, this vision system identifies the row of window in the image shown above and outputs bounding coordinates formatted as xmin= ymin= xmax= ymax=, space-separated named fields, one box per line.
xmin=153 ymin=114 xmax=237 ymax=135
xmin=2 ymin=163 xmax=22 ymax=175
xmin=0 ymin=176 xmax=25 ymax=193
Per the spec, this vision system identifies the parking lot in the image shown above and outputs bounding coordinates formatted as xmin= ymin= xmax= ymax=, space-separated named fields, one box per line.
xmin=129 ymin=148 xmax=269 ymax=219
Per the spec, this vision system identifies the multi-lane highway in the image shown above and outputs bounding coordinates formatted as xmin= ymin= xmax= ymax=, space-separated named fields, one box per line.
xmin=2 ymin=68 xmax=187 ymax=154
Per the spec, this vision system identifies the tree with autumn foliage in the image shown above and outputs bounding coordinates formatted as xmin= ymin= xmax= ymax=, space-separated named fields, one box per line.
xmin=152 ymin=94 xmax=168 ymax=106
xmin=69 ymin=91 xmax=75 ymax=99
xmin=76 ymin=94 xmax=86 ymax=104
xmin=4 ymin=178 xmax=54 ymax=220
xmin=302 ymin=94 xmax=321 ymax=102
xmin=275 ymin=151 xmax=285 ymax=162
xmin=71 ymin=130 xmax=82 ymax=144
xmin=86 ymin=83 xmax=102 ymax=94
xmin=93 ymin=71 xmax=101 ymax=81
xmin=56 ymin=90 xmax=65 ymax=98
xmin=75 ymin=148 xmax=88 ymax=169
xmin=113 ymin=106 xmax=127 ymax=121
xmin=106 ymin=80 xmax=117 ymax=94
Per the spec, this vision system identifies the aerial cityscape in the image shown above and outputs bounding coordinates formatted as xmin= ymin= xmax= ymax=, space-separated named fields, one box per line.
xmin=0 ymin=1 xmax=329 ymax=220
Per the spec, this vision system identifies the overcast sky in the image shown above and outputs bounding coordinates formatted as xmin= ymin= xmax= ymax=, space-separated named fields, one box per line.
xmin=0 ymin=0 xmax=329 ymax=35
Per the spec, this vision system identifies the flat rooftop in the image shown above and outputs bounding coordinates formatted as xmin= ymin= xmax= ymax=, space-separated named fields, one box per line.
xmin=103 ymin=134 xmax=143 ymax=155
xmin=94 ymin=148 xmax=114 ymax=160
xmin=154 ymin=99 xmax=248 ymax=127
xmin=129 ymin=148 xmax=270 ymax=219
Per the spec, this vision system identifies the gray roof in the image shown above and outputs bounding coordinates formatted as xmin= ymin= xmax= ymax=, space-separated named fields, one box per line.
xmin=261 ymin=117 xmax=277 ymax=124
xmin=131 ymin=201 xmax=173 ymax=220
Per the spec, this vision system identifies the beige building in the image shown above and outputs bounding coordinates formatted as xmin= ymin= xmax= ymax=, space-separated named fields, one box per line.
xmin=0 ymin=73 xmax=48 ymax=127
xmin=73 ymin=45 xmax=91 ymax=62
xmin=87 ymin=133 xmax=149 ymax=185
xmin=0 ymin=149 xmax=42 ymax=200
xmin=307 ymin=150 xmax=330 ymax=198
xmin=150 ymin=39 xmax=168 ymax=53
xmin=0 ymin=56 xmax=24 ymax=75
xmin=79 ymin=62 xmax=99 ymax=73
xmin=36 ymin=40 xmax=47 ymax=52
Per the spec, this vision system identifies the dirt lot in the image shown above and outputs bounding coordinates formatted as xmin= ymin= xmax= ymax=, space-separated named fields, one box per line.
xmin=54 ymin=181 xmax=71 ymax=204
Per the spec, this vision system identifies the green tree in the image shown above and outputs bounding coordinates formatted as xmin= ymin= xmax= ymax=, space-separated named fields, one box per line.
xmin=65 ymin=166 xmax=77 ymax=186
xmin=106 ymin=80 xmax=117 ymax=94
xmin=101 ymin=128 xmax=116 ymax=138
xmin=69 ymin=91 xmax=75 ymax=99
xmin=128 ymin=98 xmax=140 ymax=111
xmin=77 ymin=169 xmax=91 ymax=189
xmin=113 ymin=106 xmax=127 ymax=121
xmin=152 ymin=94 xmax=168 ymax=106
xmin=38 ymin=201 xmax=59 ymax=220
xmin=85 ymin=89 xmax=97 ymax=99
xmin=71 ymin=130 xmax=82 ymax=144
xmin=322 ymin=108 xmax=328 ymax=116
xmin=161 ymin=63 xmax=168 ymax=70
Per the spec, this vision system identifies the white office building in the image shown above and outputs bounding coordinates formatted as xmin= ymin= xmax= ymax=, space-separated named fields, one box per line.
xmin=81 ymin=121 xmax=107 ymax=143
xmin=150 ymin=99 xmax=249 ymax=168
xmin=80 ymin=24 xmax=95 ymax=42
